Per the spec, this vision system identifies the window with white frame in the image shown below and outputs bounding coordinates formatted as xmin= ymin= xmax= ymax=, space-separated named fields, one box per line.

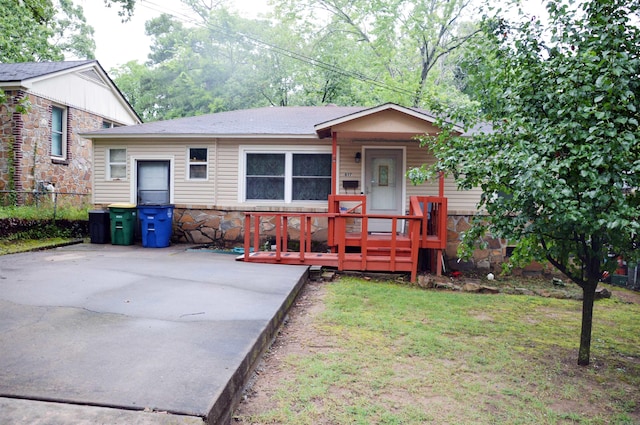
xmin=188 ymin=147 xmax=208 ymax=180
xmin=244 ymin=149 xmax=332 ymax=202
xmin=108 ymin=148 xmax=127 ymax=180
xmin=51 ymin=106 xmax=66 ymax=158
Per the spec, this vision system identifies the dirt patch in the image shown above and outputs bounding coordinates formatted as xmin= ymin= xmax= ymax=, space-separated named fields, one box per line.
xmin=612 ymin=287 xmax=640 ymax=305
xmin=233 ymin=280 xmax=332 ymax=421
xmin=232 ymin=276 xmax=640 ymax=424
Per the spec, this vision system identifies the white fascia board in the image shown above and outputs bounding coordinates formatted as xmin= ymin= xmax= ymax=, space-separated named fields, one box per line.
xmin=77 ymin=133 xmax=323 ymax=140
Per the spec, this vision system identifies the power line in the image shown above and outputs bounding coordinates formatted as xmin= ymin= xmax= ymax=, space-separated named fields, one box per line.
xmin=134 ymin=0 xmax=416 ymax=98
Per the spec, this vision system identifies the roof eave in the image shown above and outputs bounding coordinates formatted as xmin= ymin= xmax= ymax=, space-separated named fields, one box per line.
xmin=78 ymin=133 xmax=324 ymax=140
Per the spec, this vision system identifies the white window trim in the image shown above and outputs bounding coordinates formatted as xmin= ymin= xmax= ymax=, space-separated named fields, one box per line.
xmin=51 ymin=105 xmax=67 ymax=159
xmin=238 ymin=145 xmax=332 ymax=204
xmin=107 ymin=147 xmax=127 ymax=181
xmin=187 ymin=146 xmax=209 ymax=181
xmin=130 ymin=155 xmax=175 ymax=205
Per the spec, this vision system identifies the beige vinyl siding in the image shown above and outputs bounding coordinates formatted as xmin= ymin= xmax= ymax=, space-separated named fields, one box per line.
xmin=93 ymin=136 xmax=483 ymax=213
xmin=93 ymin=139 xmax=217 ymax=206
xmin=93 ymin=141 xmax=130 ymax=204
xmin=336 ymin=144 xmax=363 ymax=195
xmin=215 ymin=140 xmax=240 ymax=207
xmin=175 ymin=143 xmax=215 ymax=205
xmin=405 ymin=140 xmax=484 ymax=213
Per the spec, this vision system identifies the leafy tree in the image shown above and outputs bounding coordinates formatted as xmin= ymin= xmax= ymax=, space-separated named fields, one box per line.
xmin=0 ymin=0 xmax=64 ymax=63
xmin=102 ymin=0 xmax=136 ymax=20
xmin=0 ymin=0 xmax=96 ymax=105
xmin=417 ymin=0 xmax=640 ymax=365
xmin=274 ymin=0 xmax=480 ymax=107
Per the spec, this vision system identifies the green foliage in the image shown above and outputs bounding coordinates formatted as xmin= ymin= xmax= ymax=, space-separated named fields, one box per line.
xmin=425 ymin=0 xmax=640 ymax=287
xmin=0 ymin=0 xmax=95 ymax=63
xmin=112 ymin=0 xmax=482 ymax=119
xmin=102 ymin=0 xmax=136 ymax=20
xmin=0 ymin=205 xmax=89 ymax=221
xmin=419 ymin=0 xmax=640 ymax=365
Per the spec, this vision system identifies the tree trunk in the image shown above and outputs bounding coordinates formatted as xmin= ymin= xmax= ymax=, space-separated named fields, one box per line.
xmin=578 ymin=282 xmax=598 ymax=366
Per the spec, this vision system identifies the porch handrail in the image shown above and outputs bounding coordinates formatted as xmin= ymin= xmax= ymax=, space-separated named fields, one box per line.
xmin=409 ymin=196 xmax=448 ymax=249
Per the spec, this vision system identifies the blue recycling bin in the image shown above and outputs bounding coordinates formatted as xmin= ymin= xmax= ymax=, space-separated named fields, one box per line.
xmin=137 ymin=204 xmax=174 ymax=248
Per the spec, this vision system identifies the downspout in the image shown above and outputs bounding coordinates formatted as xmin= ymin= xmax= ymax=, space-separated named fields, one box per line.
xmin=331 ymin=131 xmax=337 ymax=195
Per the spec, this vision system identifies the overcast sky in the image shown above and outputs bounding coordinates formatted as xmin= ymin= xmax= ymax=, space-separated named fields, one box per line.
xmin=79 ymin=0 xmax=270 ymax=71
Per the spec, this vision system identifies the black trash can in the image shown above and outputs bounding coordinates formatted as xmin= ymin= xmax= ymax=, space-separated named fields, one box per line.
xmin=89 ymin=210 xmax=110 ymax=244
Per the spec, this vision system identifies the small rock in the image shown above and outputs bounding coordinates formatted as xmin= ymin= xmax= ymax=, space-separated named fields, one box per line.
xmin=480 ymin=285 xmax=500 ymax=294
xmin=321 ymin=271 xmax=335 ymax=281
xmin=462 ymin=282 xmax=481 ymax=292
xmin=434 ymin=281 xmax=457 ymax=290
xmin=513 ymin=287 xmax=535 ymax=296
xmin=476 ymin=259 xmax=491 ymax=270
xmin=595 ymin=287 xmax=611 ymax=299
xmin=417 ymin=275 xmax=434 ymax=288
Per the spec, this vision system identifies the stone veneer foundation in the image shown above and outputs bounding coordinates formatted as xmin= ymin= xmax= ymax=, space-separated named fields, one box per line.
xmin=172 ymin=207 xmax=508 ymax=269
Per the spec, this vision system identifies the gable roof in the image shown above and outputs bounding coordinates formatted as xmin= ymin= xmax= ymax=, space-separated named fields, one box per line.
xmin=0 ymin=60 xmax=96 ymax=83
xmin=83 ymin=103 xmax=461 ymax=140
xmin=0 ymin=60 xmax=141 ymax=124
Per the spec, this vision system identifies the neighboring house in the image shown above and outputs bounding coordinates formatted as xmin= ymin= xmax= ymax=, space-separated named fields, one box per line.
xmin=0 ymin=60 xmax=141 ymax=204
xmin=83 ymin=103 xmax=504 ymax=271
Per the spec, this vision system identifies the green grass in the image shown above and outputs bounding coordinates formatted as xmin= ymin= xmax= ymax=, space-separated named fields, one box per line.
xmin=236 ymin=277 xmax=640 ymax=424
xmin=0 ymin=205 xmax=90 ymax=220
xmin=0 ymin=238 xmax=81 ymax=255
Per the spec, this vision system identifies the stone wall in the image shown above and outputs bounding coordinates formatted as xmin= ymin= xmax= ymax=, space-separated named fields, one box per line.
xmin=173 ymin=208 xmax=329 ymax=250
xmin=446 ymin=214 xmax=509 ymax=271
xmin=1 ymin=90 xmax=103 ymax=202
xmin=173 ymin=208 xmax=509 ymax=269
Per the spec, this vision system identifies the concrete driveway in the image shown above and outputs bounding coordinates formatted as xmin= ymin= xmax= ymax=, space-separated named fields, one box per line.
xmin=0 ymin=243 xmax=308 ymax=424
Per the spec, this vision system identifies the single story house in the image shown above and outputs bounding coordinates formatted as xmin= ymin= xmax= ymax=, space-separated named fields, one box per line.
xmin=82 ymin=103 xmax=504 ymax=274
xmin=0 ymin=60 xmax=141 ymax=204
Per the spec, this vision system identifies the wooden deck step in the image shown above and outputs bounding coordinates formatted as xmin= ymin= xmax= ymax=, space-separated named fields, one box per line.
xmin=242 ymin=251 xmax=415 ymax=273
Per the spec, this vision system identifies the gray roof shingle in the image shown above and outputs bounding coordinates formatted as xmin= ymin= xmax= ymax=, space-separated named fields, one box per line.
xmin=87 ymin=106 xmax=370 ymax=137
xmin=84 ymin=104 xmax=444 ymax=138
xmin=0 ymin=60 xmax=96 ymax=83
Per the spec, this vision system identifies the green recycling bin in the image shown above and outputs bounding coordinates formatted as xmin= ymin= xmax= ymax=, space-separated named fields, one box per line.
xmin=108 ymin=203 xmax=137 ymax=245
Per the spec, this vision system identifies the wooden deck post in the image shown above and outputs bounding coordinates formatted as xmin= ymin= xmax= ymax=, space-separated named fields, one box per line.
xmin=331 ymin=132 xmax=337 ymax=195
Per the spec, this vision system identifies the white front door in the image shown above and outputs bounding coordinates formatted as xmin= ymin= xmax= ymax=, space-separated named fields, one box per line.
xmin=365 ymin=149 xmax=404 ymax=232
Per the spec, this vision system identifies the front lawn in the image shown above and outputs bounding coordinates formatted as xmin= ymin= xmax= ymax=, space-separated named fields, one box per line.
xmin=235 ymin=277 xmax=640 ymax=424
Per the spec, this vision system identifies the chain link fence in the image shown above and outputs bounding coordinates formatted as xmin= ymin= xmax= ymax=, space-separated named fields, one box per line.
xmin=0 ymin=189 xmax=91 ymax=219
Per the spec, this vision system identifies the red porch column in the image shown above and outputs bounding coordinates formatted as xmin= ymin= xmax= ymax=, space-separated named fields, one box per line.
xmin=438 ymin=171 xmax=445 ymax=198
xmin=331 ymin=131 xmax=337 ymax=195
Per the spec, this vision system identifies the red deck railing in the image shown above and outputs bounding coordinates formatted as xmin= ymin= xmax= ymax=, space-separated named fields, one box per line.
xmin=242 ymin=195 xmax=447 ymax=281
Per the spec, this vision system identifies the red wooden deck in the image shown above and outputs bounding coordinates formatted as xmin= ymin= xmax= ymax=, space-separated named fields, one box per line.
xmin=241 ymin=195 xmax=447 ymax=282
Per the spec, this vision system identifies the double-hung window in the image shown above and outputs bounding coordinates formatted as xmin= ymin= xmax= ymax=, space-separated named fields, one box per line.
xmin=243 ymin=148 xmax=332 ymax=202
xmin=108 ymin=148 xmax=127 ymax=180
xmin=188 ymin=148 xmax=208 ymax=180
xmin=51 ymin=106 xmax=66 ymax=158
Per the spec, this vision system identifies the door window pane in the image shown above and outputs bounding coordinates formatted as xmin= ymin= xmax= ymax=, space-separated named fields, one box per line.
xmin=138 ymin=161 xmax=170 ymax=204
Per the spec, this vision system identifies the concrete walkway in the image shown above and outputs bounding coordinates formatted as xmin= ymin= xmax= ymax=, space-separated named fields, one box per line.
xmin=0 ymin=243 xmax=309 ymax=424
